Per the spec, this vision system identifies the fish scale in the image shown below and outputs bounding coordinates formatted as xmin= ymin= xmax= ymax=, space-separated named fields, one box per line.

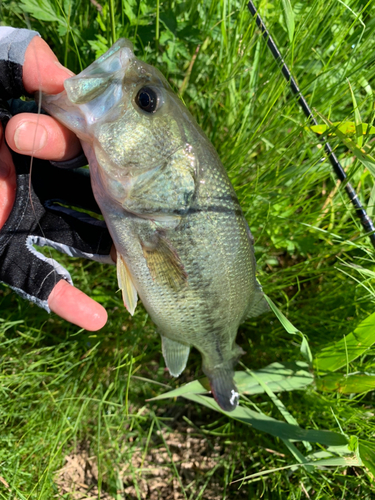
xmin=41 ymin=38 xmax=269 ymax=412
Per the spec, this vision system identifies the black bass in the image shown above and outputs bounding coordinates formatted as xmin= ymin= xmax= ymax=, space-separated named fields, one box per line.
xmin=41 ymin=39 xmax=268 ymax=412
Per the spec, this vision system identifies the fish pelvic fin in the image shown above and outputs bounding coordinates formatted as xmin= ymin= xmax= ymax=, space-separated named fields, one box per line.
xmin=204 ymin=367 xmax=239 ymax=412
xmin=141 ymin=234 xmax=187 ymax=291
xmin=117 ymin=254 xmax=138 ymax=315
xmin=161 ymin=335 xmax=190 ymax=377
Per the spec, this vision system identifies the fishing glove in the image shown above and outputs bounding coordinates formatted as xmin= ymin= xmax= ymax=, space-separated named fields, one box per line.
xmin=0 ymin=27 xmax=113 ymax=312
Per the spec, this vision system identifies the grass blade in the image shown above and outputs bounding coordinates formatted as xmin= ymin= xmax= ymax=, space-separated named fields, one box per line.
xmin=232 ymin=455 xmax=362 ymax=483
xmin=281 ymin=0 xmax=295 ymax=42
xmin=150 ymin=361 xmax=313 ymax=401
xmin=315 ymin=311 xmax=375 ymax=373
xmin=180 ymin=394 xmax=348 ymax=446
xmin=316 ymin=372 xmax=375 ymax=394
xmin=359 ymin=441 xmax=375 ymax=479
xmin=318 ymin=114 xmax=375 ymax=177
xmin=348 ymin=81 xmax=363 ymax=148
xmin=265 ymin=296 xmax=313 ymax=365
xmin=307 ymin=122 xmax=375 ymax=136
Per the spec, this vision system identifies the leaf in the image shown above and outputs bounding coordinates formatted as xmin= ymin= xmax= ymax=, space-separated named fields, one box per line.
xmin=358 ymin=76 xmax=373 ymax=98
xmin=315 ymin=311 xmax=375 ymax=373
xmin=340 ymin=262 xmax=375 ymax=279
xmin=281 ymin=0 xmax=295 ymax=42
xmin=150 ymin=361 xmax=313 ymax=401
xmin=20 ymin=0 xmax=64 ymax=23
xmin=88 ymin=35 xmax=110 ymax=59
xmin=368 ymin=182 xmax=375 ymax=218
xmin=264 ymin=296 xmax=301 ymax=334
xmin=237 ymin=361 xmax=313 ymax=394
xmin=265 ymin=296 xmax=313 ymax=365
xmin=152 ymin=375 xmax=346 ymax=447
xmin=348 ymin=81 xmax=363 ymax=148
xmin=334 ymin=131 xmax=375 ymax=176
xmin=281 ymin=439 xmax=313 ymax=471
xmin=57 ymin=25 xmax=67 ymax=37
xmin=160 ymin=11 xmax=178 ymax=35
xmin=176 ymin=26 xmax=202 ymax=44
xmin=359 ymin=440 xmax=375 ymax=479
xmin=318 ymin=115 xmax=375 ymax=177
xmin=232 ymin=455 xmax=362 ymax=482
xmin=307 ymin=122 xmax=375 ymax=136
xmin=247 ymin=364 xmax=313 ymax=460
xmin=123 ymin=0 xmax=137 ymax=23
xmin=181 ymin=393 xmax=348 ymax=446
xmin=149 ymin=379 xmax=208 ymax=401
xmin=96 ymin=12 xmax=107 ymax=32
xmin=316 ymin=372 xmax=375 ymax=394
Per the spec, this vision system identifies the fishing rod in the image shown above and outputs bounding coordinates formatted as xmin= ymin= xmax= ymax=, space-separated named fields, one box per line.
xmin=247 ymin=1 xmax=375 ymax=249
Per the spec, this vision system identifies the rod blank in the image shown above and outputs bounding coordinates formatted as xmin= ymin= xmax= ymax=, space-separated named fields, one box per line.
xmin=247 ymin=1 xmax=375 ymax=248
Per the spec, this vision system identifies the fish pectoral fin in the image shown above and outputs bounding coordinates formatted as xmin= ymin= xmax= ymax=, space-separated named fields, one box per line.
xmin=161 ymin=336 xmax=190 ymax=377
xmin=117 ymin=254 xmax=138 ymax=315
xmin=246 ymin=285 xmax=269 ymax=319
xmin=141 ymin=235 xmax=187 ymax=291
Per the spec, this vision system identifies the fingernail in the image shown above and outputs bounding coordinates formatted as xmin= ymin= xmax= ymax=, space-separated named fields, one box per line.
xmin=14 ymin=121 xmax=47 ymax=152
xmin=54 ymin=60 xmax=75 ymax=77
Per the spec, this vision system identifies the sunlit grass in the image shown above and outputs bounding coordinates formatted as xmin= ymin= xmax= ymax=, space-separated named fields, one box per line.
xmin=1 ymin=0 xmax=375 ymax=498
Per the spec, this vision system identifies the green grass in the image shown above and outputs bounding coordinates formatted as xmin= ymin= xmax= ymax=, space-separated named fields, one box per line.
xmin=1 ymin=0 xmax=375 ymax=498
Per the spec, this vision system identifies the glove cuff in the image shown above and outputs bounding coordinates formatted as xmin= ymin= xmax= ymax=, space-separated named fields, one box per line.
xmin=0 ymin=28 xmax=40 ymax=100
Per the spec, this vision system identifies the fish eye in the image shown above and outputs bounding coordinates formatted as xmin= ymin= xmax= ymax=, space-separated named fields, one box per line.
xmin=135 ymin=86 xmax=159 ymax=113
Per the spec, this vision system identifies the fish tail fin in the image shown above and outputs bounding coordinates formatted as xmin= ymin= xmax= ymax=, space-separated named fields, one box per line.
xmin=204 ymin=367 xmax=239 ymax=412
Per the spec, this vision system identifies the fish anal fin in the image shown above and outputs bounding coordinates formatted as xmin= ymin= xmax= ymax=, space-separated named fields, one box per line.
xmin=161 ymin=336 xmax=190 ymax=377
xmin=247 ymin=286 xmax=269 ymax=319
xmin=117 ymin=254 xmax=138 ymax=315
xmin=141 ymin=235 xmax=187 ymax=291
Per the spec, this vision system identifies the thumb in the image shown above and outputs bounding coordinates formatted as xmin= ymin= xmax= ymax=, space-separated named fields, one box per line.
xmin=0 ymin=123 xmax=17 ymax=228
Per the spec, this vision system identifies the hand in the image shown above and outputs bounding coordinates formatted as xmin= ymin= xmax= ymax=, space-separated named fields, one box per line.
xmin=0 ymin=36 xmax=108 ymax=331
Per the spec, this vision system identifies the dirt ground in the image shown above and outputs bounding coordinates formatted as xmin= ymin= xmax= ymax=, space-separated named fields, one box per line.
xmin=55 ymin=424 xmax=226 ymax=499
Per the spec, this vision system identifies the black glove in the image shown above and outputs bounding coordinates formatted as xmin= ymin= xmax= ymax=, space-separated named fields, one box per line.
xmin=0 ymin=100 xmax=113 ymax=312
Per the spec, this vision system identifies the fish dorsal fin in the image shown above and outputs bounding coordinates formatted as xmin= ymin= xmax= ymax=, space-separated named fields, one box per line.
xmin=161 ymin=336 xmax=190 ymax=377
xmin=141 ymin=235 xmax=187 ymax=291
xmin=117 ymin=254 xmax=138 ymax=315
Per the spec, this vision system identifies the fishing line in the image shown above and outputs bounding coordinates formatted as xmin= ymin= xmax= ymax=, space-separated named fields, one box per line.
xmin=247 ymin=1 xmax=375 ymax=249
xmin=29 ymin=40 xmax=59 ymax=285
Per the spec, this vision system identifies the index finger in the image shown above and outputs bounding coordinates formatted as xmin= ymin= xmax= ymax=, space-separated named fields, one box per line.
xmin=48 ymin=280 xmax=108 ymax=331
xmin=22 ymin=36 xmax=74 ymax=95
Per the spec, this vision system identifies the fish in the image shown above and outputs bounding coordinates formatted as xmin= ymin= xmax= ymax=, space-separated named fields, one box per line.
xmin=41 ymin=38 xmax=269 ymax=412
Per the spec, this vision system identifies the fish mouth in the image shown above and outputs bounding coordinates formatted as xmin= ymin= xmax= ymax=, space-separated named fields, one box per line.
xmin=64 ymin=40 xmax=135 ymax=105
xmin=40 ymin=40 xmax=136 ymax=140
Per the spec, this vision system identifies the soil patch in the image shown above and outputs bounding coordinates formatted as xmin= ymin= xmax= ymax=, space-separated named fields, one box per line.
xmin=56 ymin=424 xmax=226 ymax=499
